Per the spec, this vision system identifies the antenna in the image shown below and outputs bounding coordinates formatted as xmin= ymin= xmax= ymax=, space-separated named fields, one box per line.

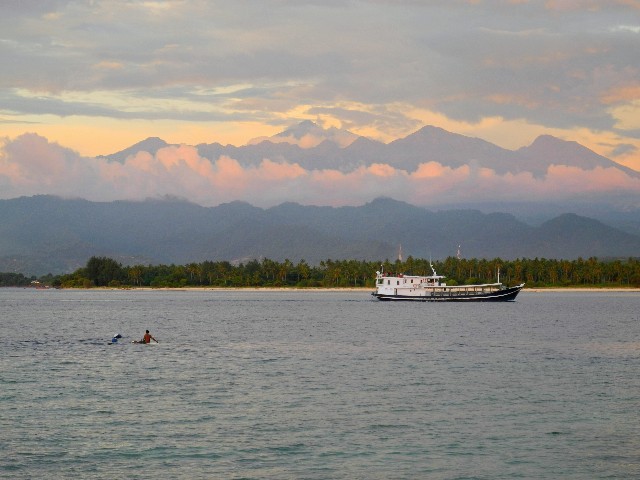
xmin=457 ymin=244 xmax=461 ymax=260
xmin=429 ymin=254 xmax=437 ymax=276
xmin=398 ymin=244 xmax=403 ymax=262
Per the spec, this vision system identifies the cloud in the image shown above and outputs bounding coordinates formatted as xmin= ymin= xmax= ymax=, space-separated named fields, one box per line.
xmin=610 ymin=143 xmax=637 ymax=158
xmin=2 ymin=133 xmax=639 ymax=209
xmin=2 ymin=0 xmax=639 ymax=139
xmin=0 ymin=133 xmax=99 ymax=194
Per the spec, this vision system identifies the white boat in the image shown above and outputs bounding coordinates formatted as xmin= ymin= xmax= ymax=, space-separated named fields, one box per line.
xmin=372 ymin=265 xmax=524 ymax=302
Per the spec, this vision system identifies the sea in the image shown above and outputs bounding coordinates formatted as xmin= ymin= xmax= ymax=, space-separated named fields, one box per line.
xmin=1 ymin=288 xmax=639 ymax=479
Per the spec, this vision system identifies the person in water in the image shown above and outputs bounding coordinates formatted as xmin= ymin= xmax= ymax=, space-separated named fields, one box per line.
xmin=141 ymin=329 xmax=158 ymax=344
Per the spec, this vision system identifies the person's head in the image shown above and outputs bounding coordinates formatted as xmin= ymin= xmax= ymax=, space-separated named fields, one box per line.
xmin=146 ymin=330 xmax=149 ymax=334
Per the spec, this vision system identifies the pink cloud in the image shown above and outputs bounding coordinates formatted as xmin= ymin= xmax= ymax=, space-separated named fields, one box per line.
xmin=544 ymin=164 xmax=640 ymax=192
xmin=0 ymin=133 xmax=102 ymax=195
xmin=1 ymin=133 xmax=639 ymax=208
xmin=257 ymin=159 xmax=307 ymax=181
xmin=368 ymin=163 xmax=399 ymax=177
xmin=1 ymin=133 xmax=68 ymax=184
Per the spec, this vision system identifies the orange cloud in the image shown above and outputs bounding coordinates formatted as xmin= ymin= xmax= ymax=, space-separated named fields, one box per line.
xmin=368 ymin=163 xmax=398 ymax=177
xmin=601 ymin=84 xmax=640 ymax=104
xmin=413 ymin=162 xmax=465 ymax=179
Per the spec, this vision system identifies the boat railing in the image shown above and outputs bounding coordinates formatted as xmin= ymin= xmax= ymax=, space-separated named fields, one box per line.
xmin=425 ymin=283 xmax=503 ymax=296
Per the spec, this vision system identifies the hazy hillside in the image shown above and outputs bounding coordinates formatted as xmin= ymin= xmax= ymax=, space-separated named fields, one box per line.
xmin=2 ymin=195 xmax=640 ymax=276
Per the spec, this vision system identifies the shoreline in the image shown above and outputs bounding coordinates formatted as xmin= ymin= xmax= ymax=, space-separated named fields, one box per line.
xmin=32 ymin=286 xmax=640 ymax=293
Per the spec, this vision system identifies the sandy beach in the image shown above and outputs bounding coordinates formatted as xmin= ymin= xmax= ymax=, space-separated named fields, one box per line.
xmin=114 ymin=286 xmax=373 ymax=292
xmin=107 ymin=286 xmax=640 ymax=293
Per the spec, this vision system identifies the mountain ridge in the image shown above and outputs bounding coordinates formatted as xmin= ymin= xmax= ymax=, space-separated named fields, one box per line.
xmin=2 ymin=195 xmax=639 ymax=276
xmin=100 ymin=122 xmax=639 ymax=180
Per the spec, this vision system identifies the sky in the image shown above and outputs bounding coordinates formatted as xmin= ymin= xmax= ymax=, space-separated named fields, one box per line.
xmin=1 ymin=0 xmax=639 ymax=207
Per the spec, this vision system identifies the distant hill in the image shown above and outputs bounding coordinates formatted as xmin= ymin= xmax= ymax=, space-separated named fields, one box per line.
xmin=2 ymin=195 xmax=639 ymax=276
xmin=97 ymin=137 xmax=169 ymax=163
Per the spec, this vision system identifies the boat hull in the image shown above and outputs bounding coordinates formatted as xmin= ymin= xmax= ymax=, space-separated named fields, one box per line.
xmin=372 ymin=284 xmax=524 ymax=302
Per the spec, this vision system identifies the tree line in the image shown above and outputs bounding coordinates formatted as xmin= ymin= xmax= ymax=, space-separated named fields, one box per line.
xmin=5 ymin=255 xmax=637 ymax=289
xmin=0 ymin=272 xmax=35 ymax=287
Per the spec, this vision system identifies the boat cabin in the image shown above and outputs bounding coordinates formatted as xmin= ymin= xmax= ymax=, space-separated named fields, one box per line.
xmin=375 ymin=272 xmax=446 ymax=287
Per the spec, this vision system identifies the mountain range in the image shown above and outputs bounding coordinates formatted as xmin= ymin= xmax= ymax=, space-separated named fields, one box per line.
xmin=102 ymin=120 xmax=639 ymax=180
xmin=96 ymin=121 xmax=640 ymax=225
xmin=3 ymin=122 xmax=639 ymax=275
xmin=2 ymin=195 xmax=639 ymax=276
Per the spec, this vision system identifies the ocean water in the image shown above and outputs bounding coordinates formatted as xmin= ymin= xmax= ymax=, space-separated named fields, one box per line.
xmin=1 ymin=288 xmax=639 ymax=479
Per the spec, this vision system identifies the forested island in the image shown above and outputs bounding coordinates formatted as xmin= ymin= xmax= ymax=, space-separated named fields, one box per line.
xmin=3 ymin=256 xmax=640 ymax=289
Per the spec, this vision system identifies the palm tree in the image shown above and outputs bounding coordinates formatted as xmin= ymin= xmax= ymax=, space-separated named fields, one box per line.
xmin=128 ymin=265 xmax=144 ymax=286
xmin=296 ymin=259 xmax=310 ymax=284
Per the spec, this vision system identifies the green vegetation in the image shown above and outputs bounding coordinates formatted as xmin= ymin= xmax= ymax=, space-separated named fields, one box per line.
xmin=0 ymin=272 xmax=35 ymax=287
xmin=5 ymin=255 xmax=636 ymax=289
